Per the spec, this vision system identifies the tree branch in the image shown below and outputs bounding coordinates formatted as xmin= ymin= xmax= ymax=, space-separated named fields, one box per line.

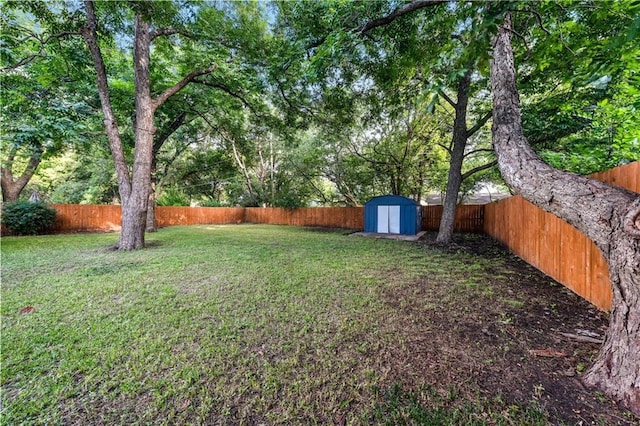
xmin=17 ymin=29 xmax=81 ymax=45
xmin=153 ymin=112 xmax=187 ymax=154
xmin=528 ymin=8 xmax=552 ymax=35
xmin=307 ymin=0 xmax=445 ymax=49
xmin=149 ymin=28 xmax=188 ymax=41
xmin=14 ymin=155 xmax=41 ymax=190
xmin=2 ymin=30 xmax=81 ymax=71
xmin=356 ymin=0 xmax=446 ymax=34
xmin=4 ymin=146 xmax=18 ymax=168
xmin=152 ymin=65 xmax=217 ymax=110
xmin=513 ymin=8 xmax=551 ymax=35
xmin=438 ymin=89 xmax=457 ymax=108
xmin=192 ymin=78 xmax=261 ymax=117
xmin=461 ymin=160 xmax=497 ymax=181
xmin=466 ymin=110 xmax=493 ymax=138
xmin=463 ymin=148 xmax=495 ymax=159
xmin=81 ymin=0 xmax=131 ymax=200
xmin=437 ymin=142 xmax=452 ymax=155
xmin=507 ymin=27 xmax=531 ymax=58
xmin=275 ymin=79 xmax=294 ymax=110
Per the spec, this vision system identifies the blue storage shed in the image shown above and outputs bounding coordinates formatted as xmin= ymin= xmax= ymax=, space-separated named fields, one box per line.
xmin=364 ymin=195 xmax=421 ymax=235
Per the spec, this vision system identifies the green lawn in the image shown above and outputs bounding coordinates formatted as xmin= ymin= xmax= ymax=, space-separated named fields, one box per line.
xmin=0 ymin=225 xmax=596 ymax=424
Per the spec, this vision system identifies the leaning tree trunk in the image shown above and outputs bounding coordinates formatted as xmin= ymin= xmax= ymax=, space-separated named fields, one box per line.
xmin=436 ymin=71 xmax=471 ymax=244
xmin=491 ymin=14 xmax=640 ymax=415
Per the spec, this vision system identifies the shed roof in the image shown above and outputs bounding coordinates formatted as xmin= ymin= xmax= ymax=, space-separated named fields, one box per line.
xmin=365 ymin=195 xmax=418 ymax=206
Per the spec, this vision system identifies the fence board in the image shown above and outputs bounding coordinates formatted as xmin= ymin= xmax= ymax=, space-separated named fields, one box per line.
xmin=559 ymin=221 xmax=587 ymax=298
xmin=421 ymin=206 xmax=442 ymax=230
xmin=590 ymin=162 xmax=639 ymax=193
xmin=536 ymin=208 xmax=560 ymax=279
xmin=589 ymin=244 xmax=612 ymax=309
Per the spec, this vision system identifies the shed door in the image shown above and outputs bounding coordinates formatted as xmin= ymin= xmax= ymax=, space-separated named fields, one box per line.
xmin=377 ymin=205 xmax=400 ymax=234
xmin=377 ymin=205 xmax=389 ymax=233
xmin=389 ymin=206 xmax=400 ymax=233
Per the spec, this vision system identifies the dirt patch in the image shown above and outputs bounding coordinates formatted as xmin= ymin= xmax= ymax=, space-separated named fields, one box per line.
xmin=102 ymin=239 xmax=164 ymax=252
xmin=304 ymin=226 xmax=359 ymax=235
xmin=375 ymin=232 xmax=634 ymax=424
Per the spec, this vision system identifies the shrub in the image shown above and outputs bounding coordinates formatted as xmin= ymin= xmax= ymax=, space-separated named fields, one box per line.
xmin=199 ymin=198 xmax=228 ymax=207
xmin=1 ymin=201 xmax=57 ymax=235
xmin=156 ymin=188 xmax=190 ymax=206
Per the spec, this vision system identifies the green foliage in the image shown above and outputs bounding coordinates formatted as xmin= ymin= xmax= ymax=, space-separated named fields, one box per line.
xmin=32 ymin=153 xmax=118 ymax=204
xmin=0 ymin=2 xmax=103 ymax=200
xmin=156 ymin=188 xmax=190 ymax=207
xmin=1 ymin=201 xmax=56 ymax=235
xmin=199 ymin=198 xmax=228 ymax=207
xmin=4 ymin=0 xmax=638 ymax=207
xmin=516 ymin=1 xmax=640 ymax=174
xmin=158 ymin=140 xmax=238 ymax=205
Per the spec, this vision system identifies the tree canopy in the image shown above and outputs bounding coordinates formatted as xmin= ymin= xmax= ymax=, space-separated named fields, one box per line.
xmin=3 ymin=1 xmax=637 ymax=208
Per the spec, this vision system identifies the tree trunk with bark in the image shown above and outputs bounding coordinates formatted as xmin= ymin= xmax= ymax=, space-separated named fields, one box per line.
xmin=119 ymin=14 xmax=155 ymax=250
xmin=81 ymin=1 xmax=215 ymax=249
xmin=436 ymin=72 xmax=471 ymax=244
xmin=1 ymin=148 xmax=41 ymax=202
xmin=491 ymin=14 xmax=640 ymax=415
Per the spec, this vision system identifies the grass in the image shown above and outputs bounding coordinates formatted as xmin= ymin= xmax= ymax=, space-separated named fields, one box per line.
xmin=1 ymin=225 xmax=560 ymax=424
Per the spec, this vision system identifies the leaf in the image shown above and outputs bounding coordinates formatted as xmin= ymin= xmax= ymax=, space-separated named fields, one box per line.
xmin=179 ymin=399 xmax=191 ymax=411
xmin=18 ymin=306 xmax=35 ymax=315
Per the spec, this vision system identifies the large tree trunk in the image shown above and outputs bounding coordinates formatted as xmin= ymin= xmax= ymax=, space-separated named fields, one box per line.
xmin=82 ymin=0 xmax=134 ymax=248
xmin=436 ymin=72 xmax=471 ymax=244
xmin=1 ymin=152 xmax=41 ymax=202
xmin=82 ymin=1 xmax=214 ymax=249
xmin=491 ymin=14 xmax=640 ymax=415
xmin=119 ymin=14 xmax=155 ymax=250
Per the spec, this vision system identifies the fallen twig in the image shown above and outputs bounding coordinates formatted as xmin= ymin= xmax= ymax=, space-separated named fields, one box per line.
xmin=560 ymin=332 xmax=603 ymax=344
xmin=529 ymin=348 xmax=567 ymax=358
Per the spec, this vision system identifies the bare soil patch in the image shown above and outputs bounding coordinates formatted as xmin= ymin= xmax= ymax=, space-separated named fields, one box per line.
xmin=375 ymin=232 xmax=635 ymax=424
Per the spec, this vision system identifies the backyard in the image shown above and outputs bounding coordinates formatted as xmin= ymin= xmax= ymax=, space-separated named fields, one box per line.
xmin=0 ymin=225 xmax=635 ymax=424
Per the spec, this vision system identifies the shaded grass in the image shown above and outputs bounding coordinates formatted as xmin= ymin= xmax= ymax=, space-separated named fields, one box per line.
xmin=0 ymin=225 xmax=614 ymax=424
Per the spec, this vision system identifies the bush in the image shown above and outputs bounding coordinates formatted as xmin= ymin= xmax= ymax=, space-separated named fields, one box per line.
xmin=156 ymin=188 xmax=190 ymax=206
xmin=199 ymin=198 xmax=228 ymax=207
xmin=1 ymin=201 xmax=57 ymax=235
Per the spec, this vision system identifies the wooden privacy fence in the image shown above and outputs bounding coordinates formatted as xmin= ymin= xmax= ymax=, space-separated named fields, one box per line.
xmin=51 ymin=205 xmax=245 ymax=232
xmin=244 ymin=207 xmax=364 ymax=229
xmin=421 ymin=205 xmax=484 ymax=232
xmin=156 ymin=207 xmax=245 ymax=227
xmin=50 ymin=204 xmax=484 ymax=233
xmin=484 ymin=161 xmax=639 ymax=311
xmin=53 ymin=204 xmax=123 ymax=233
